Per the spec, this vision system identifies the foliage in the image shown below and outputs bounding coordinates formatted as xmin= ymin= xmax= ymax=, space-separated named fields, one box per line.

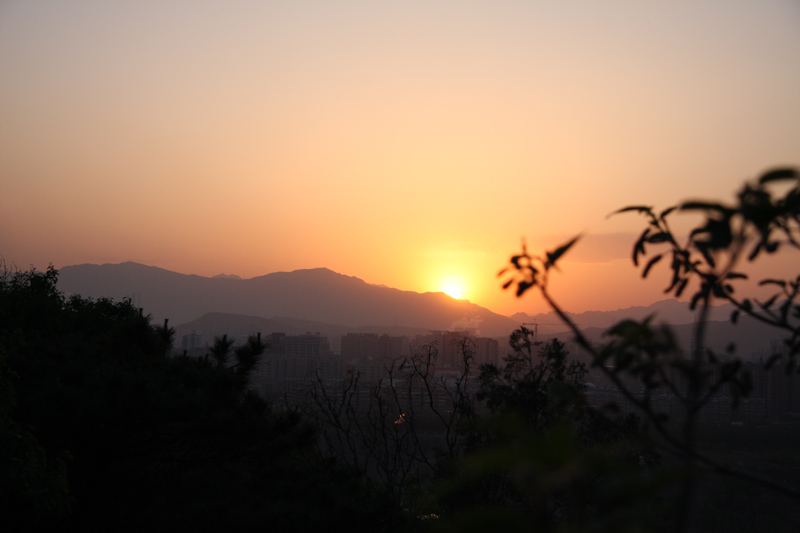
xmin=434 ymin=331 xmax=660 ymax=531
xmin=303 ymin=324 xmax=661 ymax=528
xmin=498 ymin=167 xmax=800 ymax=531
xmin=303 ymin=340 xmax=478 ymax=514
xmin=0 ymin=267 xmax=71 ymax=521
xmin=0 ymin=265 xmax=399 ymax=531
xmin=478 ymin=332 xmax=587 ymax=432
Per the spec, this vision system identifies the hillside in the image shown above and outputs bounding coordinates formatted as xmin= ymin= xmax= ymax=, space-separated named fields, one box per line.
xmin=57 ymin=262 xmax=785 ymax=361
xmin=57 ymin=262 xmax=521 ymax=338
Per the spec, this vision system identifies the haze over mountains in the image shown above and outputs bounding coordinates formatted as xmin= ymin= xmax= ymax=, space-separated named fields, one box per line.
xmin=58 ymin=262 xmax=519 ymax=337
xmin=56 ymin=262 xmax=786 ymax=359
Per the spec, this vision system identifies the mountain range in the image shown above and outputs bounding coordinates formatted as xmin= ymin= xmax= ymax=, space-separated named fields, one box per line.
xmin=57 ymin=262 xmax=520 ymax=337
xmin=56 ymin=262 xmax=786 ymax=359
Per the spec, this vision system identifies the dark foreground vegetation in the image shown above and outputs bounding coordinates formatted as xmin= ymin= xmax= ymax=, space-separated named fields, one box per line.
xmin=0 ymin=266 xmax=401 ymax=532
xmin=2 ymin=168 xmax=799 ymax=531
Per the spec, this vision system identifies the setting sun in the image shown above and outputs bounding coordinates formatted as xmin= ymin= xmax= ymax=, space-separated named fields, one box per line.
xmin=440 ymin=276 xmax=466 ymax=300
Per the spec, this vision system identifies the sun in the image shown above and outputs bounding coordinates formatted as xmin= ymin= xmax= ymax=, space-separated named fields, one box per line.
xmin=440 ymin=276 xmax=466 ymax=300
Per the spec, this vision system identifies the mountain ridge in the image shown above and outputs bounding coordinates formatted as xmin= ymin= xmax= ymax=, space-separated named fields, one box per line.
xmin=56 ymin=262 xmax=781 ymax=359
xmin=57 ymin=262 xmax=741 ymax=335
xmin=57 ymin=262 xmax=520 ymax=337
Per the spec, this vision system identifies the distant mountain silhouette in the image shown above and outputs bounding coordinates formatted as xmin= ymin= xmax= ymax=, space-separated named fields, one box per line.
xmin=211 ymin=273 xmax=242 ymax=280
xmin=57 ymin=262 xmax=784 ymax=360
xmin=57 ymin=262 xmax=521 ymax=337
xmin=511 ymin=300 xmax=786 ymax=361
xmin=543 ymin=314 xmax=785 ymax=363
xmin=511 ymin=299 xmax=737 ymax=336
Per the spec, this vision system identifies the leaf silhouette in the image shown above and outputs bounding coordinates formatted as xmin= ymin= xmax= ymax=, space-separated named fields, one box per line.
xmin=545 ymin=235 xmax=581 ymax=268
xmin=642 ymin=254 xmax=663 ymax=278
xmin=609 ymin=205 xmax=653 ymax=217
xmin=759 ymin=168 xmax=797 ymax=184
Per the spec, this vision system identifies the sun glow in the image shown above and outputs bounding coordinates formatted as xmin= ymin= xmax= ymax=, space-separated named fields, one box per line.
xmin=440 ymin=276 xmax=466 ymax=300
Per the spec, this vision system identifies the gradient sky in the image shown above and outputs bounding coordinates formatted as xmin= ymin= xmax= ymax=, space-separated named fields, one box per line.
xmin=2 ymin=1 xmax=799 ymax=316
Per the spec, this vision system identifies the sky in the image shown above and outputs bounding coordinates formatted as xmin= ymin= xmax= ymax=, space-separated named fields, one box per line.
xmin=1 ymin=0 xmax=799 ymax=316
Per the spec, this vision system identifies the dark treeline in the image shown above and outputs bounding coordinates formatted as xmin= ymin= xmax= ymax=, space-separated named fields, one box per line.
xmin=0 ymin=266 xmax=401 ymax=532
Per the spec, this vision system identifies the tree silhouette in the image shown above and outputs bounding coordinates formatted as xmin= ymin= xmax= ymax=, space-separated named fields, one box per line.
xmin=478 ymin=333 xmax=587 ymax=433
xmin=0 ymin=265 xmax=399 ymax=531
xmin=498 ymin=167 xmax=800 ymax=531
xmin=303 ymin=338 xmax=479 ymax=517
xmin=435 ymin=330 xmax=659 ymax=531
xmin=208 ymin=334 xmax=236 ymax=367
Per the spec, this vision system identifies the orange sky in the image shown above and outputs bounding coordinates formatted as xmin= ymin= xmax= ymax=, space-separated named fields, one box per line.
xmin=1 ymin=1 xmax=799 ymax=316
